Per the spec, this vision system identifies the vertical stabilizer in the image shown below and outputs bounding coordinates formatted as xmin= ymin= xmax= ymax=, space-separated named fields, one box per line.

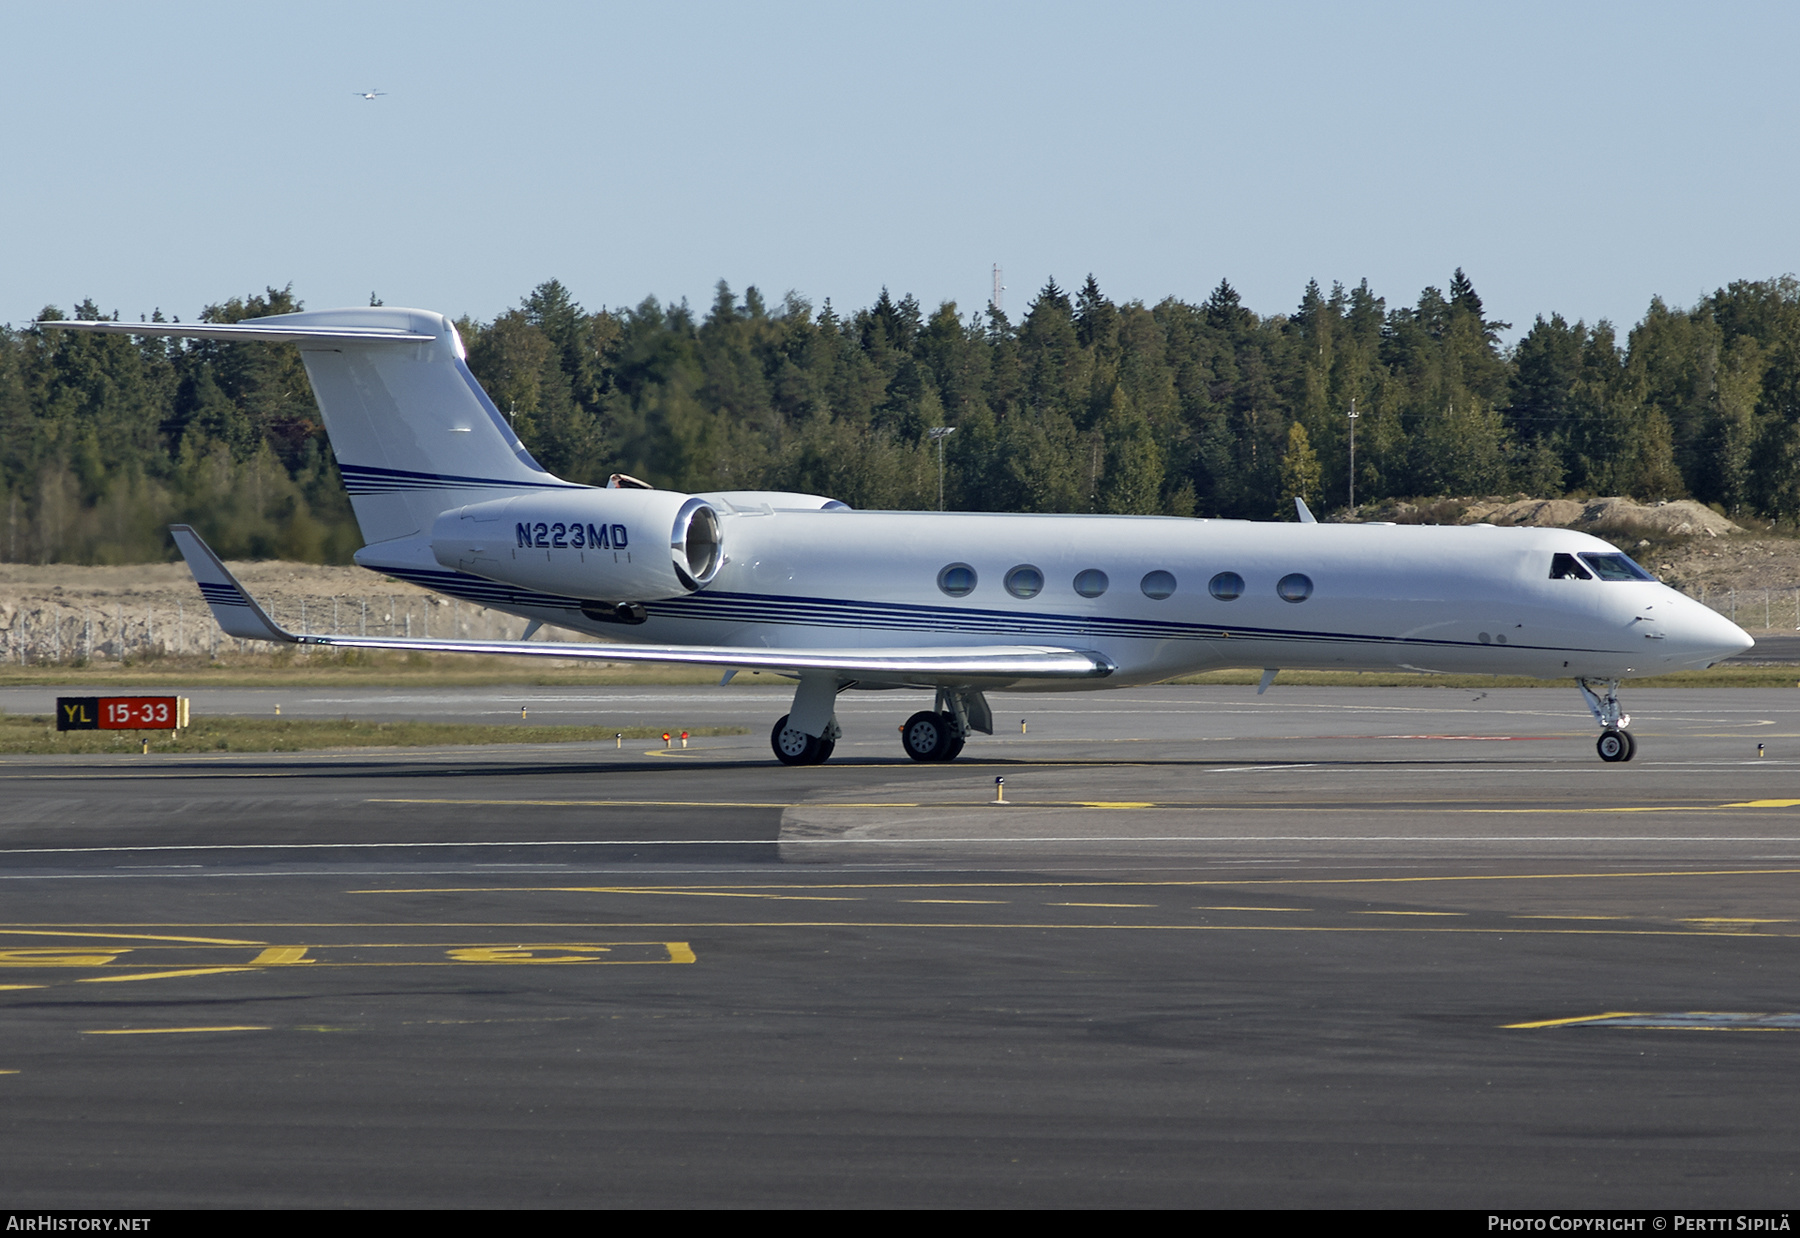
xmin=264 ymin=307 xmax=583 ymax=544
xmin=39 ymin=308 xmax=585 ymax=548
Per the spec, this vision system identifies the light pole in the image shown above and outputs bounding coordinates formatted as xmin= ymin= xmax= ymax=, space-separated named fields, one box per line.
xmin=1345 ymin=398 xmax=1359 ymax=514
xmin=929 ymin=426 xmax=956 ymax=511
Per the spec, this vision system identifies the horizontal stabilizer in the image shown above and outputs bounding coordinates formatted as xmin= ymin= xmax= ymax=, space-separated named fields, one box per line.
xmin=38 ymin=320 xmax=433 ymax=345
xmin=169 ymin=526 xmax=1114 ymax=682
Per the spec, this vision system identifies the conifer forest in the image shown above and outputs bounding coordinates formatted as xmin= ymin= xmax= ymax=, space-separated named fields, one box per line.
xmin=5 ymin=271 xmax=1799 ymax=564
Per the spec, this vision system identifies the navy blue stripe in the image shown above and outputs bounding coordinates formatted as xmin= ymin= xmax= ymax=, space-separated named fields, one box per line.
xmin=196 ymin=582 xmax=250 ymax=607
xmin=338 ymin=463 xmax=582 ymax=495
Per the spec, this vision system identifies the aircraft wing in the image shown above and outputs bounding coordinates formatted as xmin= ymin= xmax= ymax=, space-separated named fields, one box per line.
xmin=169 ymin=526 xmax=1115 ymax=682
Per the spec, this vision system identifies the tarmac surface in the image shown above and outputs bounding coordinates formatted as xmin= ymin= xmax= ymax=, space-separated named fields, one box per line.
xmin=2 ymin=683 xmax=1798 ymax=1208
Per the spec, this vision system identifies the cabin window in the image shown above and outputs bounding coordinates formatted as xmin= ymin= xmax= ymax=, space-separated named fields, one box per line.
xmin=1550 ymin=553 xmax=1592 ymax=580
xmin=937 ymin=563 xmax=978 ymax=597
xmin=1277 ymin=573 xmax=1313 ymax=603
xmin=1073 ymin=569 xmax=1109 ymax=598
xmin=1140 ymin=570 xmax=1177 ymax=600
xmin=1004 ymin=565 xmax=1045 ymax=599
xmin=1208 ymin=571 xmax=1244 ymax=601
xmin=1579 ymin=552 xmax=1655 ymax=582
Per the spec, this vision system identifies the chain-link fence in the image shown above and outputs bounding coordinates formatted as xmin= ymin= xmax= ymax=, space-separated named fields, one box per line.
xmin=1686 ymin=585 xmax=1800 ymax=633
xmin=0 ymin=594 xmax=550 ymax=665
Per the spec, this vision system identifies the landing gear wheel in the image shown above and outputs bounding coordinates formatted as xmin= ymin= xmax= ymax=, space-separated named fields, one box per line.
xmin=940 ymin=724 xmax=966 ymax=761
xmin=1597 ymin=729 xmax=1631 ymax=763
xmin=902 ymin=710 xmax=960 ymax=762
xmin=771 ymin=714 xmax=830 ymax=766
xmin=1622 ymin=730 xmax=1637 ymax=762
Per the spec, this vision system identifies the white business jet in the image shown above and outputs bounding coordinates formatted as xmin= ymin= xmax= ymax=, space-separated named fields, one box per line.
xmin=43 ymin=308 xmax=1753 ymax=765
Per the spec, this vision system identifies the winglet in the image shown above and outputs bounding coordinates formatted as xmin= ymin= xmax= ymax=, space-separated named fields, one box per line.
xmin=168 ymin=525 xmax=298 ymax=643
xmin=1294 ymin=496 xmax=1317 ymax=523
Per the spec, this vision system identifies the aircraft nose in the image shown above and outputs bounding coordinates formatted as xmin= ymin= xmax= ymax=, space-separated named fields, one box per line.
xmin=1671 ymin=599 xmax=1754 ymax=667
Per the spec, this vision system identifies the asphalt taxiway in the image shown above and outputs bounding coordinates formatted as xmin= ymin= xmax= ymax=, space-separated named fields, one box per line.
xmin=1 ymin=685 xmax=1797 ymax=1207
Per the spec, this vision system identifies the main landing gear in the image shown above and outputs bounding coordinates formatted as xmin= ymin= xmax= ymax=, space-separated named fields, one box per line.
xmin=897 ymin=688 xmax=990 ymax=763
xmin=1578 ymin=677 xmax=1637 ymax=763
xmin=901 ymin=710 xmax=964 ymax=762
xmin=765 ymin=679 xmax=993 ymax=765
xmin=770 ymin=714 xmax=837 ymax=766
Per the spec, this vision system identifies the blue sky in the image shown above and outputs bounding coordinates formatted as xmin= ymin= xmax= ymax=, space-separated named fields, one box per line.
xmin=5 ymin=1 xmax=1796 ymax=339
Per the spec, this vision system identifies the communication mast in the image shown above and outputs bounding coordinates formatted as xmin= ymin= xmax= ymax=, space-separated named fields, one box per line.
xmin=991 ymin=264 xmax=1004 ymax=315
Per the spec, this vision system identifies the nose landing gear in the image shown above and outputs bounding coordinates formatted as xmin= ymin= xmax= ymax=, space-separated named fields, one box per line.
xmin=1596 ymin=728 xmax=1636 ymax=763
xmin=1578 ymin=678 xmax=1637 ymax=763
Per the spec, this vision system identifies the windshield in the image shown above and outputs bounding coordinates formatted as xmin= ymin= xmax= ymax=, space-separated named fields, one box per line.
xmin=1578 ymin=552 xmax=1655 ymax=582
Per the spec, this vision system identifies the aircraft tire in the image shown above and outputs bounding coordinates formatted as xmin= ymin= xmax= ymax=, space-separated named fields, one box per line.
xmin=1596 ymin=729 xmax=1629 ymax=763
xmin=771 ymin=714 xmax=828 ymax=765
xmin=938 ymin=715 xmax=966 ymax=761
xmin=902 ymin=710 xmax=953 ymax=762
xmin=1622 ymin=730 xmax=1637 ymax=762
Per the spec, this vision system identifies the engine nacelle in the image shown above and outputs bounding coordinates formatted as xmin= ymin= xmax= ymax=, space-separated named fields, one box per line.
xmin=430 ymin=489 xmax=722 ymax=602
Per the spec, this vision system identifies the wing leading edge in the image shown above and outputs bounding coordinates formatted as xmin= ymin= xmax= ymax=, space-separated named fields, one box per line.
xmin=168 ymin=526 xmax=1116 ymax=683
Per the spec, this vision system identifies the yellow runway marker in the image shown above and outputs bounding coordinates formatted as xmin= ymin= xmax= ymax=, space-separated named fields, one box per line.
xmin=1075 ymin=802 xmax=1156 ymax=809
xmin=83 ymin=1026 xmax=269 ymax=1035
xmin=249 ymin=946 xmax=314 ymax=965
xmin=81 ymin=967 xmax=258 ymax=983
xmin=0 ymin=929 xmax=264 ymax=946
xmin=902 ymin=899 xmax=1008 ymax=905
xmin=0 ymin=948 xmax=129 ymax=967
xmin=1721 ymin=799 xmax=1800 ymax=808
xmin=0 ymin=985 xmax=45 ymax=991
xmin=1358 ymin=911 xmax=1465 ymax=917
xmin=1505 ymin=1012 xmax=1644 ymax=1029
xmin=1505 ymin=1011 xmax=1800 ymax=1031
xmin=1682 ymin=918 xmax=1793 ymax=924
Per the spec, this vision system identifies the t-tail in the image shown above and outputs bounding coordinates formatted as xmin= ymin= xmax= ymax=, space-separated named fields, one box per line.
xmin=39 ymin=308 xmax=583 ymax=552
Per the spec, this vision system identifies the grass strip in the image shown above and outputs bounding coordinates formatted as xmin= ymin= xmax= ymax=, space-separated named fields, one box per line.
xmin=0 ymin=713 xmax=749 ymax=755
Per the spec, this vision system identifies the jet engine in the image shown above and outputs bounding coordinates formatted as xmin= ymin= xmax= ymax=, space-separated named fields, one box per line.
xmin=430 ymin=489 xmax=721 ymax=602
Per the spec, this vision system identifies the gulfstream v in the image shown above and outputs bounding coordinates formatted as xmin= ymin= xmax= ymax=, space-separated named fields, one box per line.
xmin=44 ymin=307 xmax=1753 ymax=765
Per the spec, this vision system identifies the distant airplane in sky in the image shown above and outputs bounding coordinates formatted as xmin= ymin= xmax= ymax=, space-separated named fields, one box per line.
xmin=355 ymin=89 xmax=385 ymax=101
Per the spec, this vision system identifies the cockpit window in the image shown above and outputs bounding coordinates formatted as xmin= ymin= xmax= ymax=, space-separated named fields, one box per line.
xmin=1578 ymin=553 xmax=1655 ymax=582
xmin=1550 ymin=553 xmax=1592 ymax=580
